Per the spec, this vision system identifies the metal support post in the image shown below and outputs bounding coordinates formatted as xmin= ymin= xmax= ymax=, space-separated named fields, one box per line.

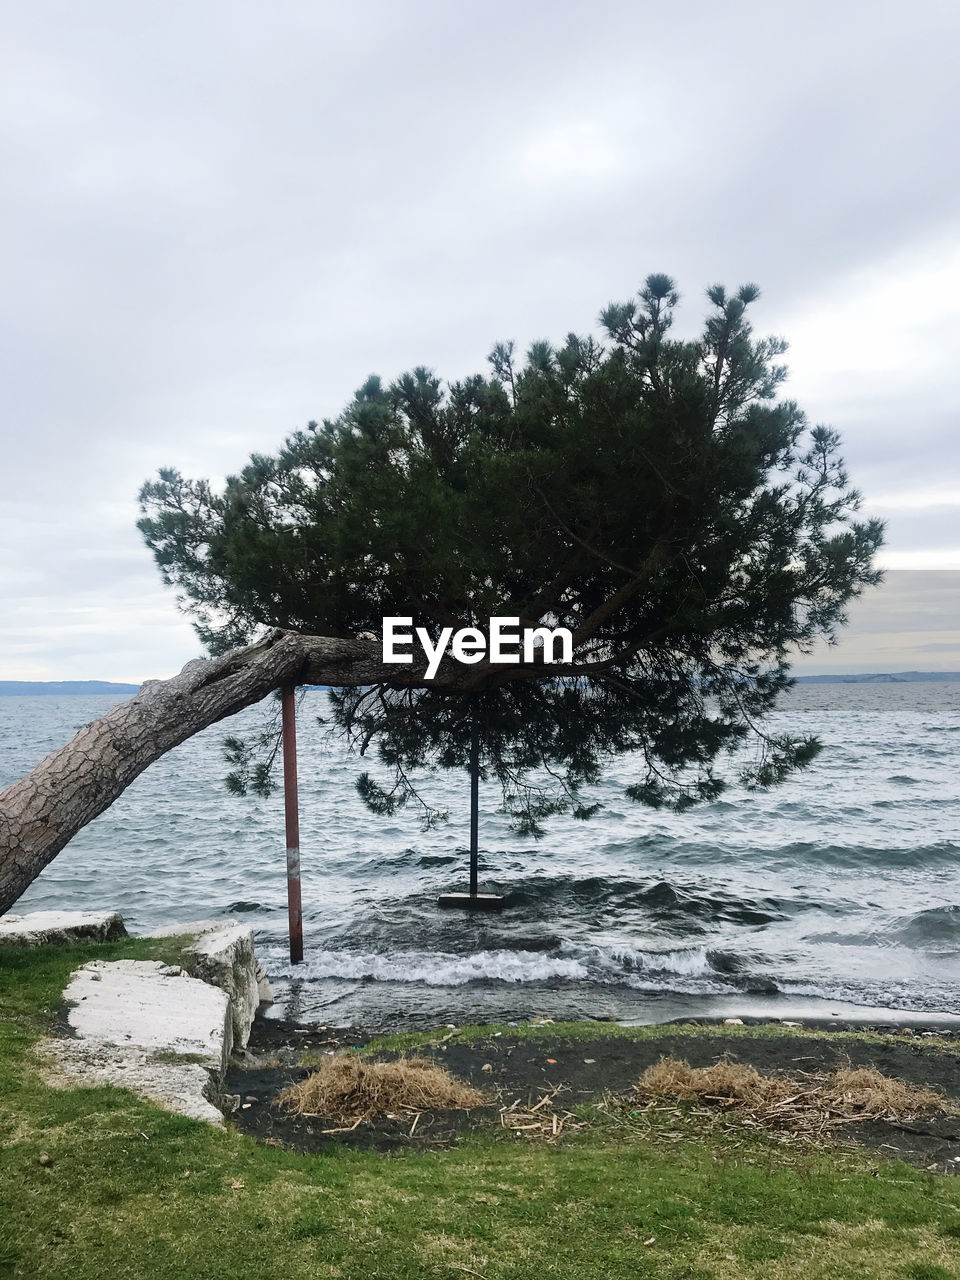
xmin=281 ymin=684 xmax=304 ymax=963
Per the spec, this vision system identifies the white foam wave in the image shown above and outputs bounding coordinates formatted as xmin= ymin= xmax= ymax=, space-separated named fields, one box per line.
xmin=272 ymin=948 xmax=588 ymax=985
xmin=571 ymin=942 xmax=714 ymax=977
xmin=267 ymin=942 xmax=719 ymax=986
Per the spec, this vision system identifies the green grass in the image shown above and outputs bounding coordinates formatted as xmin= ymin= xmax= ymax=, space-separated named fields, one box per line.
xmin=2 ymin=940 xmax=960 ymax=1280
xmin=361 ymin=1017 xmax=958 ymax=1056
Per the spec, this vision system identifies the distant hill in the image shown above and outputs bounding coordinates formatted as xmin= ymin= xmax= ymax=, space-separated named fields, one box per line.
xmin=2 ymin=672 xmax=958 ymax=696
xmin=793 ymin=671 xmax=960 ymax=684
xmin=0 ymin=681 xmax=141 ymax=696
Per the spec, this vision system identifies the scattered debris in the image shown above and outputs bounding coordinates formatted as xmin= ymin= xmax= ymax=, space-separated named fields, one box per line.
xmin=498 ymin=1084 xmax=584 ymax=1142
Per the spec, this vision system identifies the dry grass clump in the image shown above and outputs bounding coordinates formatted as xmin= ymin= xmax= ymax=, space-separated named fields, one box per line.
xmin=828 ymin=1066 xmax=945 ymax=1118
xmin=636 ymin=1057 xmax=948 ymax=1132
xmin=276 ymin=1054 xmax=488 ymax=1124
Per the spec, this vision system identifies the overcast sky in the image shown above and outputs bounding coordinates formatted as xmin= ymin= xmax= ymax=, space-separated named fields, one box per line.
xmin=1 ymin=0 xmax=958 ymax=680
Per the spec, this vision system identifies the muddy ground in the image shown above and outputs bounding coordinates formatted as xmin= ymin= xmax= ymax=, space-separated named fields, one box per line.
xmin=225 ymin=1017 xmax=960 ymax=1172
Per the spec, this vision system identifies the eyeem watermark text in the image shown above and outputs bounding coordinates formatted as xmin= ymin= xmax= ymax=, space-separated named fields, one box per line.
xmin=382 ymin=617 xmax=573 ymax=680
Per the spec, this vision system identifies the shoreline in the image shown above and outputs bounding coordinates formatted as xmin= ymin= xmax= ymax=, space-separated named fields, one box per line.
xmin=227 ymin=1012 xmax=960 ymax=1171
xmin=258 ymin=978 xmax=960 ymax=1037
xmin=4 ymin=935 xmax=960 ymax=1278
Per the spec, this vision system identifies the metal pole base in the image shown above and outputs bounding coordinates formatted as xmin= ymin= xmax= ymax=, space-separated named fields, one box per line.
xmin=437 ymin=893 xmax=505 ymax=912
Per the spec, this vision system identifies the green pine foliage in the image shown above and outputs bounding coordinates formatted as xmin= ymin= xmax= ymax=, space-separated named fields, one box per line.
xmin=138 ymin=276 xmax=883 ymax=832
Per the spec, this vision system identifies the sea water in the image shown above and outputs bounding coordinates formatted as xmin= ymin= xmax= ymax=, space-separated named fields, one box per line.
xmin=2 ymin=683 xmax=958 ymax=1030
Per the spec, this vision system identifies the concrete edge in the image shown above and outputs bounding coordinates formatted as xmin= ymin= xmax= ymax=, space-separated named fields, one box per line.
xmin=10 ymin=911 xmax=275 ymax=1126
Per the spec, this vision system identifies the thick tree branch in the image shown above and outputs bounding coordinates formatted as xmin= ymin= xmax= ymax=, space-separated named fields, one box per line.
xmin=568 ymin=537 xmax=672 ymax=648
xmin=0 ymin=626 xmax=612 ymax=914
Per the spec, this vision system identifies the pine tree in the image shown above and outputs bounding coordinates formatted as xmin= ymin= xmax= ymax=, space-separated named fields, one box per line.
xmin=138 ymin=276 xmax=883 ymax=834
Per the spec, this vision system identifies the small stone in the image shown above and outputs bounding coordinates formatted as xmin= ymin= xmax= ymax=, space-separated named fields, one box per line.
xmin=723 ymin=1018 xmax=744 ymax=1026
xmin=481 ymin=1063 xmax=493 ymax=1072
xmin=38 ymin=1152 xmax=52 ymax=1167
xmin=583 ymin=1058 xmax=596 ymax=1064
xmin=244 ymin=1095 xmax=258 ymax=1103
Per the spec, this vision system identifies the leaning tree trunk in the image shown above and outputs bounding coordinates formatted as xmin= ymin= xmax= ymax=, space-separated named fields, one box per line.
xmin=0 ymin=628 xmax=482 ymax=916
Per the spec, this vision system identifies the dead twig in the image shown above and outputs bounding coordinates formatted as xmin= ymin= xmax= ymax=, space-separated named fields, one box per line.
xmin=321 ymin=1116 xmax=363 ymax=1135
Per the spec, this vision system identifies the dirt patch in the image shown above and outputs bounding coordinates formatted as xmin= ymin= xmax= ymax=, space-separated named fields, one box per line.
xmin=226 ymin=1018 xmax=960 ymax=1170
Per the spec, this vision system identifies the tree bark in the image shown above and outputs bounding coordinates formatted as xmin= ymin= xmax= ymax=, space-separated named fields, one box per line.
xmin=0 ymin=628 xmax=494 ymax=916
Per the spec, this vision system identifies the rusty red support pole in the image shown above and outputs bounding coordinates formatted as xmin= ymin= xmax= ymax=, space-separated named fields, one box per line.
xmin=281 ymin=684 xmax=303 ymax=964
xmin=469 ymin=712 xmax=480 ymax=899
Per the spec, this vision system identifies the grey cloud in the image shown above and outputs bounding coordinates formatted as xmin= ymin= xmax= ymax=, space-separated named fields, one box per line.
xmin=2 ymin=0 xmax=959 ymax=678
xmin=794 ymin=572 xmax=960 ymax=673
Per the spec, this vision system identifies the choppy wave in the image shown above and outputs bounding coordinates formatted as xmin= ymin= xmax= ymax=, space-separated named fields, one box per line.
xmin=890 ymin=905 xmax=960 ymax=948
xmin=500 ymin=875 xmax=791 ymax=926
xmin=769 ymin=840 xmax=960 ymax=868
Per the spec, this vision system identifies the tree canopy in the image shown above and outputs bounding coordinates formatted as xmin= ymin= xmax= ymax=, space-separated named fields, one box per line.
xmin=138 ymin=275 xmax=883 ymax=833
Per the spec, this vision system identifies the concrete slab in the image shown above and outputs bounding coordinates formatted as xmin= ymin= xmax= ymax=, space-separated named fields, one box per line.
xmin=64 ymin=960 xmax=232 ymax=1072
xmin=25 ymin=914 xmax=275 ymax=1125
xmin=0 ymin=910 xmax=127 ymax=947
xmin=44 ymin=959 xmax=233 ymax=1125
xmin=143 ymin=918 xmax=228 ymax=939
